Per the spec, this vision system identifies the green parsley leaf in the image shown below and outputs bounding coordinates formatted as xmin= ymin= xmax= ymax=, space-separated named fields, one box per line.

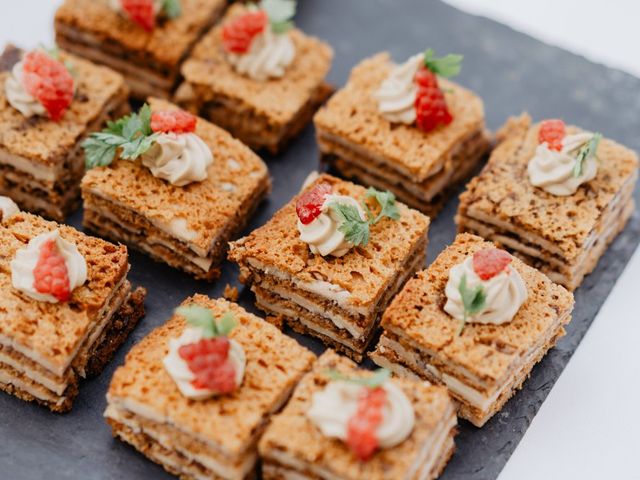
xmin=366 ymin=187 xmax=400 ymax=223
xmin=330 ymin=202 xmax=370 ymax=246
xmin=217 ymin=312 xmax=238 ymax=337
xmin=457 ymin=273 xmax=486 ymax=335
xmin=573 ymin=132 xmax=602 ymax=177
xmin=261 ymin=0 xmax=296 ymax=33
xmin=162 ymin=0 xmax=182 ymax=18
xmin=82 ymin=104 xmax=158 ymax=169
xmin=176 ymin=305 xmax=217 ymax=337
xmin=326 ymin=368 xmax=390 ymax=388
xmin=423 ymin=48 xmax=463 ymax=78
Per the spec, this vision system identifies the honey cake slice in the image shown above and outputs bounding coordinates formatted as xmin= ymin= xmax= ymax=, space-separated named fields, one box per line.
xmin=81 ymin=98 xmax=271 ymax=281
xmin=55 ymin=0 xmax=226 ymax=99
xmin=175 ymin=3 xmax=334 ymax=154
xmin=456 ymin=114 xmax=638 ymax=290
xmin=371 ymin=233 xmax=574 ymax=427
xmin=314 ymin=52 xmax=491 ymax=218
xmin=259 ymin=350 xmax=457 ymax=480
xmin=0 ymin=44 xmax=129 ymax=221
xmin=0 ymin=211 xmax=145 ymax=412
xmin=105 ymin=295 xmax=316 ymax=480
xmin=228 ymin=173 xmax=430 ymax=362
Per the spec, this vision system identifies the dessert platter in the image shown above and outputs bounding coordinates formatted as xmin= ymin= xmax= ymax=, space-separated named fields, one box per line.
xmin=0 ymin=0 xmax=639 ymax=479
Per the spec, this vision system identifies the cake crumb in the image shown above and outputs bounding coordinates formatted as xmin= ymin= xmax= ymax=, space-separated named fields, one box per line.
xmin=223 ymin=284 xmax=239 ymax=302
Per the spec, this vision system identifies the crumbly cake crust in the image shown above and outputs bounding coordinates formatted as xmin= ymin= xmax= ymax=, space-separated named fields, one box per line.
xmin=177 ymin=4 xmax=333 ymax=128
xmin=0 ymin=47 xmax=127 ymax=167
xmin=107 ymin=295 xmax=316 ymax=458
xmin=0 ymin=212 xmax=130 ymax=373
xmin=54 ymin=0 xmax=225 ymax=71
xmin=314 ymin=52 xmax=486 ymax=182
xmin=259 ymin=350 xmax=456 ymax=480
xmin=379 ymin=233 xmax=574 ymax=383
xmin=457 ymin=114 xmax=639 ymax=261
xmin=228 ymin=173 xmax=430 ymax=311
xmin=81 ymin=98 xmax=271 ymax=266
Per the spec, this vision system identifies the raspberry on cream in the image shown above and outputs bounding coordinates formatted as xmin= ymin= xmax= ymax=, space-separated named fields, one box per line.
xmin=444 ymin=249 xmax=527 ymax=326
xmin=306 ymin=378 xmax=415 ymax=460
xmin=10 ymin=229 xmax=88 ymax=303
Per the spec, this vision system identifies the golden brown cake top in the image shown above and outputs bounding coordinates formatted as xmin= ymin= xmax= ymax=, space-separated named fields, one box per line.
xmin=55 ymin=0 xmax=225 ymax=68
xmin=0 ymin=48 xmax=126 ymax=167
xmin=107 ymin=295 xmax=316 ymax=456
xmin=81 ymin=98 xmax=270 ymax=253
xmin=314 ymin=52 xmax=486 ymax=182
xmin=459 ymin=114 xmax=639 ymax=260
xmin=179 ymin=4 xmax=333 ymax=125
xmin=259 ymin=350 xmax=454 ymax=479
xmin=0 ymin=212 xmax=129 ymax=371
xmin=381 ymin=233 xmax=574 ymax=382
xmin=228 ymin=174 xmax=430 ymax=310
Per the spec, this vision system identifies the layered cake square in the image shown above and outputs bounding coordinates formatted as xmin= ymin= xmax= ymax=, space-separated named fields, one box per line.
xmin=81 ymin=97 xmax=271 ymax=281
xmin=0 ymin=209 xmax=145 ymax=412
xmin=55 ymin=0 xmax=226 ymax=99
xmin=371 ymin=233 xmax=574 ymax=427
xmin=314 ymin=50 xmax=491 ymax=217
xmin=0 ymin=44 xmax=129 ymax=221
xmin=259 ymin=350 xmax=457 ymax=480
xmin=228 ymin=173 xmax=430 ymax=361
xmin=105 ymin=295 xmax=316 ymax=480
xmin=456 ymin=114 xmax=639 ymax=290
xmin=175 ymin=2 xmax=334 ymax=153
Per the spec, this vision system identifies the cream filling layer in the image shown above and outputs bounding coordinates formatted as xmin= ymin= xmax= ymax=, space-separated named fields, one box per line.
xmin=0 ymin=368 xmax=66 ymax=405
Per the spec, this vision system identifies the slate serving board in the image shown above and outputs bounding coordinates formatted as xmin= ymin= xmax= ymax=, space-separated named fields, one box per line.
xmin=2 ymin=1 xmax=639 ymax=479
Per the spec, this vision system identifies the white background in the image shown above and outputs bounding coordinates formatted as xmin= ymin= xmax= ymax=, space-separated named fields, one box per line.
xmin=2 ymin=1 xmax=640 ymax=479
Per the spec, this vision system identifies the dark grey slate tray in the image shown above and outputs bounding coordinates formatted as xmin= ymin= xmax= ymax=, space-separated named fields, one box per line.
xmin=1 ymin=1 xmax=639 ymax=479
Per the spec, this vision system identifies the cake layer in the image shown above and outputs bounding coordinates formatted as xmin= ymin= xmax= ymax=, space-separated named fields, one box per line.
xmin=106 ymin=405 xmax=256 ymax=480
xmin=198 ymin=82 xmax=334 ymax=153
xmin=0 ymin=287 xmax=145 ymax=413
xmin=319 ymin=128 xmax=490 ymax=202
xmin=372 ymin=310 xmax=570 ymax=427
xmin=82 ymin=174 xmax=270 ymax=281
xmin=458 ymin=192 xmax=635 ymax=290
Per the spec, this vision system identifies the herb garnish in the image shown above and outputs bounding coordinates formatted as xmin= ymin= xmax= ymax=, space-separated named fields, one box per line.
xmin=162 ymin=0 xmax=182 ymax=18
xmin=329 ymin=188 xmax=400 ymax=247
xmin=82 ymin=104 xmax=159 ymax=169
xmin=326 ymin=368 xmax=390 ymax=388
xmin=423 ymin=48 xmax=463 ymax=78
xmin=457 ymin=273 xmax=486 ymax=335
xmin=176 ymin=305 xmax=237 ymax=338
xmin=260 ymin=0 xmax=296 ymax=33
xmin=573 ymin=132 xmax=602 ymax=177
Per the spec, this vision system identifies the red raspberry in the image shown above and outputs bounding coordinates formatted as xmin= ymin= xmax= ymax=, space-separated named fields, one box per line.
xmin=414 ymin=65 xmax=439 ymax=89
xmin=415 ymin=85 xmax=452 ymax=133
xmin=296 ymin=182 xmax=333 ymax=225
xmin=22 ymin=51 xmax=74 ymax=122
xmin=472 ymin=248 xmax=512 ymax=281
xmin=120 ymin=0 xmax=156 ymax=32
xmin=178 ymin=337 xmax=238 ymax=393
xmin=346 ymin=387 xmax=387 ymax=461
xmin=222 ymin=10 xmax=268 ymax=54
xmin=151 ymin=110 xmax=197 ymax=134
xmin=33 ymin=239 xmax=71 ymax=302
xmin=538 ymin=119 xmax=566 ymax=151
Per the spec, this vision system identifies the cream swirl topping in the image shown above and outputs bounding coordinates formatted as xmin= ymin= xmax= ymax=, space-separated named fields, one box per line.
xmin=10 ymin=230 xmax=88 ymax=303
xmin=297 ymin=194 xmax=366 ymax=257
xmin=373 ymin=53 xmax=422 ymax=124
xmin=444 ymin=256 xmax=527 ymax=325
xmin=163 ymin=327 xmax=246 ymax=400
xmin=0 ymin=196 xmax=20 ymax=221
xmin=4 ymin=60 xmax=47 ymax=118
xmin=226 ymin=27 xmax=296 ymax=81
xmin=528 ymin=132 xmax=598 ymax=196
xmin=307 ymin=380 xmax=415 ymax=449
xmin=141 ymin=133 xmax=213 ymax=186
